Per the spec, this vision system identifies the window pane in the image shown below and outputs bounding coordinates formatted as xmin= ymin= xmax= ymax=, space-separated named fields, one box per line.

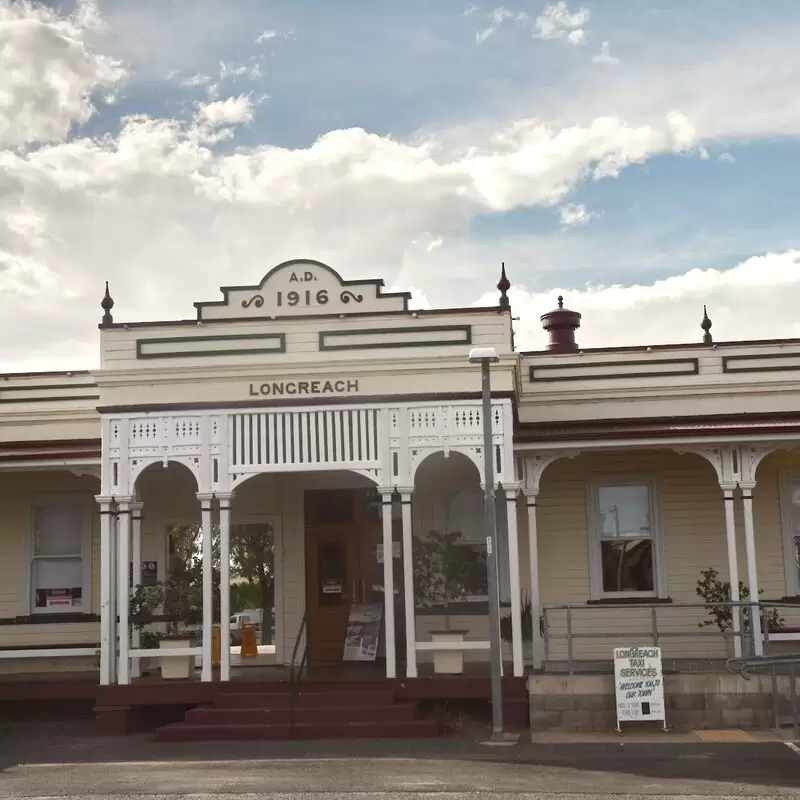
xmin=598 ymin=485 xmax=651 ymax=538
xmin=35 ymin=504 xmax=82 ymax=555
xmin=33 ymin=558 xmax=83 ymax=609
xmin=601 ymin=539 xmax=654 ymax=593
xmin=447 ymin=491 xmax=484 ymax=544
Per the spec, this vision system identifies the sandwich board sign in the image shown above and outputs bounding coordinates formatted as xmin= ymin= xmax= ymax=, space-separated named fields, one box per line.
xmin=613 ymin=646 xmax=667 ymax=731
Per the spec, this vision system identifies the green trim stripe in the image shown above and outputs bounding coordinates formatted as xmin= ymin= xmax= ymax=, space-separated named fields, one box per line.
xmin=722 ymin=352 xmax=800 ymax=374
xmin=529 ymin=357 xmax=699 ymax=382
xmin=319 ymin=325 xmax=472 ymax=351
xmin=136 ymin=333 xmax=286 ymax=360
xmin=0 ymin=383 xmax=99 ymax=404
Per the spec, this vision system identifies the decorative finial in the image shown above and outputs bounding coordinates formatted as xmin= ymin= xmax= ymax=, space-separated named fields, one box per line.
xmin=558 ymin=295 xmax=564 ymax=309
xmin=497 ymin=262 xmax=510 ymax=310
xmin=701 ymin=304 xmax=712 ymax=344
xmin=101 ymin=281 xmax=114 ymax=326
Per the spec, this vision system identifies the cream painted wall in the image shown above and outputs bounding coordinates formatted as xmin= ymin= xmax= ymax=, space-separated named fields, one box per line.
xmin=518 ymin=341 xmax=800 ymax=423
xmin=0 ymin=470 xmax=100 ymax=673
xmin=530 ymin=448 xmax=800 ymax=663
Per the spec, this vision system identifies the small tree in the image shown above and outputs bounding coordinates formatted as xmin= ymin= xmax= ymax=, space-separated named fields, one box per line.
xmin=230 ymin=523 xmax=275 ymax=644
xmin=413 ymin=530 xmax=487 ymax=629
xmin=696 ymin=566 xmax=783 ymax=635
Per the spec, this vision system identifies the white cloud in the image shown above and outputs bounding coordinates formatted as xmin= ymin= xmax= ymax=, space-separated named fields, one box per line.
xmin=197 ymin=95 xmax=255 ymax=126
xmin=182 ymin=73 xmax=213 ymax=88
xmin=404 ymin=286 xmax=433 ymax=310
xmin=593 ymin=40 xmax=620 ymax=65
xmin=534 ymin=1 xmax=590 ymax=47
xmin=219 ymin=60 xmax=262 ymax=82
xmin=719 ymin=152 xmax=736 ymax=163
xmin=0 ymin=1 xmax=796 ymax=371
xmin=558 ymin=203 xmax=594 ymax=227
xmin=0 ymin=0 xmax=124 ymax=148
xmin=475 ymin=7 xmax=529 ymax=44
xmin=476 ymin=251 xmax=800 ymax=350
xmin=255 ymin=29 xmax=277 ymax=44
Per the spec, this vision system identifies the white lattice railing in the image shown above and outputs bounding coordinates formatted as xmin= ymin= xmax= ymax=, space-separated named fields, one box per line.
xmin=229 ymin=408 xmax=381 ymax=471
xmin=402 ymin=402 xmax=504 ymax=439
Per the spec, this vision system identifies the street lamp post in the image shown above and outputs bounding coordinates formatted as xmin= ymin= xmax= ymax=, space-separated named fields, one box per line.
xmin=469 ymin=346 xmax=504 ymax=741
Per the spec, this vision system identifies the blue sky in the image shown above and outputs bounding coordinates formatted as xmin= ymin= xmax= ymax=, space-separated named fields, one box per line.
xmin=1 ymin=0 xmax=800 ymax=369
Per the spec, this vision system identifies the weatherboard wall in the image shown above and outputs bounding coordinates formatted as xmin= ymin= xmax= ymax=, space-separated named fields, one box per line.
xmin=0 ymin=471 xmax=100 ymax=674
xmin=518 ymin=340 xmax=800 ymax=424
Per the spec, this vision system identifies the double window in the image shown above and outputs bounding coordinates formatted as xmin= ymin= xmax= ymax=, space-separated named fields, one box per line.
xmin=31 ymin=496 xmax=91 ymax=614
xmin=588 ymin=480 xmax=663 ymax=600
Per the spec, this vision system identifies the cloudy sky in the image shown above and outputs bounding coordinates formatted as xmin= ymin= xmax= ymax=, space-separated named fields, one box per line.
xmin=2 ymin=0 xmax=800 ymax=371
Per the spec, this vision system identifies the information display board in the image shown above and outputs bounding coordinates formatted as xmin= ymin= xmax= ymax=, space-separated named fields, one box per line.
xmin=343 ymin=602 xmax=383 ymax=662
xmin=613 ymin=646 xmax=667 ymax=731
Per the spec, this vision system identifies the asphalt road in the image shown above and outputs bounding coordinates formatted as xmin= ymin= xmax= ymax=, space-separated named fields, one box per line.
xmin=1 ymin=721 xmax=799 ymax=798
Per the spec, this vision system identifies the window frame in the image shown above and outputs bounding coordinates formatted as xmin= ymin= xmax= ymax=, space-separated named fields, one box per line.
xmin=778 ymin=473 xmax=800 ymax=597
xmin=28 ymin=493 xmax=93 ymax=615
xmin=586 ymin=477 xmax=666 ymax=601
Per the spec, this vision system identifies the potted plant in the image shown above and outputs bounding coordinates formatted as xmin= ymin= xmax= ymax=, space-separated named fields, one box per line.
xmin=500 ymin=591 xmax=534 ymax=663
xmin=413 ymin=529 xmax=487 ymax=674
xmin=696 ymin=567 xmax=783 ymax=654
xmin=158 ymin=569 xmax=202 ymax=679
xmin=129 ymin=583 xmax=164 ymax=676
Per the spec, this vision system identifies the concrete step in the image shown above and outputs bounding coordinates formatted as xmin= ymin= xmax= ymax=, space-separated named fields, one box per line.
xmin=154 ymin=718 xmax=441 ymax=742
xmin=185 ymin=703 xmax=418 ymax=725
xmin=214 ymin=689 xmax=396 ymax=709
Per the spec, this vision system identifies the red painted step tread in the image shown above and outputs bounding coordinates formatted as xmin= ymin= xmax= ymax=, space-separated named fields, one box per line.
xmin=185 ymin=705 xmax=418 ymax=724
xmin=155 ymin=719 xmax=441 ymax=742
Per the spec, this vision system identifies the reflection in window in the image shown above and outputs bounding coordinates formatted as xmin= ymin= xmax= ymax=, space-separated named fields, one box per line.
xmin=32 ymin=499 xmax=86 ymax=612
xmin=595 ymin=484 xmax=657 ymax=595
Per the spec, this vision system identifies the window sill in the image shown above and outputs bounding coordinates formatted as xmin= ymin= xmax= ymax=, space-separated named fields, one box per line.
xmin=587 ymin=597 xmax=673 ymax=606
xmin=0 ymin=613 xmax=99 ymax=626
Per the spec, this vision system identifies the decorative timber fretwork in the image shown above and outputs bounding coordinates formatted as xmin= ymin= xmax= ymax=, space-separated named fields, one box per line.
xmin=102 ymin=399 xmax=515 ymax=496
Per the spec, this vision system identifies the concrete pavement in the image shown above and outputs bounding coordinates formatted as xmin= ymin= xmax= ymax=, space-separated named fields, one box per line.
xmin=1 ymin=720 xmax=799 ymax=798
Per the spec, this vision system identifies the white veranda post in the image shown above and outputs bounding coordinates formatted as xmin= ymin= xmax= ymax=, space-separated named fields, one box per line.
xmin=741 ymin=486 xmax=764 ymax=656
xmin=199 ymin=493 xmax=215 ymax=682
xmin=505 ymin=488 xmax=524 ymax=677
xmin=130 ymin=502 xmax=144 ymax=679
xmin=380 ymin=490 xmax=397 ymax=679
xmin=116 ymin=498 xmax=132 ymax=685
xmin=722 ymin=487 xmax=743 ymax=658
xmin=97 ymin=496 xmax=116 ymax=686
xmin=523 ymin=489 xmax=544 ymax=669
xmin=400 ymin=491 xmax=416 ymax=678
xmin=218 ymin=493 xmax=233 ymax=682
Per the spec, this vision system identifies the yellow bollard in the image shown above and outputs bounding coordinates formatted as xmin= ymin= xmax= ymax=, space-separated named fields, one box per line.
xmin=240 ymin=624 xmax=258 ymax=657
xmin=212 ymin=623 xmax=221 ymax=668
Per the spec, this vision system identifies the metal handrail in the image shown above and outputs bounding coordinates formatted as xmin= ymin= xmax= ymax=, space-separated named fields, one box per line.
xmin=542 ymin=600 xmax=800 ymax=673
xmin=727 ymin=654 xmax=800 ymax=736
xmin=288 ymin=609 xmax=308 ymax=737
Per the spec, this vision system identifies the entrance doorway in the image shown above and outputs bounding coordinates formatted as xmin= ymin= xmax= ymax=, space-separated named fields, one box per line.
xmin=304 ymin=488 xmax=394 ymax=666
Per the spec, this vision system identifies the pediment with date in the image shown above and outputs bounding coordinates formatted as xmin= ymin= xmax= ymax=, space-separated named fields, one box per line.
xmin=195 ymin=259 xmax=410 ymax=321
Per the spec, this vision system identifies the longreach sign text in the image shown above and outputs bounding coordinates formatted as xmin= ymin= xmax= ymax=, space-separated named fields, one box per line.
xmin=249 ymin=379 xmax=359 ymax=397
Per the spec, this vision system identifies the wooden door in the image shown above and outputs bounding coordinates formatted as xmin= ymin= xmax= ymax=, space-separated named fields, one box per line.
xmin=305 ymin=525 xmax=363 ymax=664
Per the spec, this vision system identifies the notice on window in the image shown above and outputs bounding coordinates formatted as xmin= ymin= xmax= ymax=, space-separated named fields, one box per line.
xmin=613 ymin=646 xmax=666 ymax=730
xmin=45 ymin=588 xmax=74 ymax=608
xmin=343 ymin=602 xmax=383 ymax=662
